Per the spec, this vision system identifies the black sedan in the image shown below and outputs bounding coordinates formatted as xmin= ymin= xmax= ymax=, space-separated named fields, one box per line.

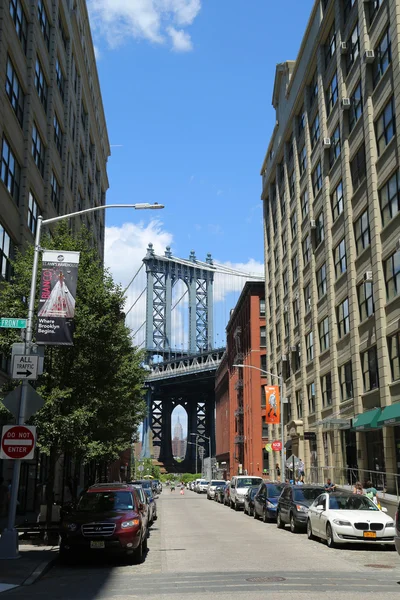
xmin=253 ymin=482 xmax=286 ymax=522
xmin=243 ymin=486 xmax=259 ymax=516
xmin=214 ymin=484 xmax=226 ymax=503
xmin=276 ymin=485 xmax=325 ymax=533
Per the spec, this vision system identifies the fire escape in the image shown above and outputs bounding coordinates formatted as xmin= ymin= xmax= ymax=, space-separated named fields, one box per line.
xmin=233 ymin=326 xmax=244 ymax=467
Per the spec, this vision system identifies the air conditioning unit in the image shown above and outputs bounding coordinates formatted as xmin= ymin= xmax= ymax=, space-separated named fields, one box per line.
xmin=290 ymin=346 xmax=297 ymax=353
xmin=364 ymin=50 xmax=375 ymax=63
xmin=363 ymin=271 xmax=373 ymax=282
xmin=310 ymin=219 xmax=316 ymax=229
xmin=340 ymin=42 xmax=348 ymax=54
xmin=322 ymin=137 xmax=331 ymax=148
xmin=294 ymin=292 xmax=300 ymax=299
xmin=281 ymin=354 xmax=287 ymax=362
xmin=341 ymin=98 xmax=351 ymax=109
xmin=283 ymin=304 xmax=288 ymax=313
xmin=396 ymin=238 xmax=400 ymax=251
xmin=307 ymin=298 xmax=312 ymax=307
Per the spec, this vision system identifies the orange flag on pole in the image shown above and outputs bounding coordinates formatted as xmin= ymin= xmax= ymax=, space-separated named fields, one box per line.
xmin=265 ymin=385 xmax=280 ymax=425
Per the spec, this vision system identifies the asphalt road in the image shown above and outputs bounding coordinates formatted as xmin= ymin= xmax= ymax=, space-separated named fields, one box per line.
xmin=4 ymin=490 xmax=400 ymax=599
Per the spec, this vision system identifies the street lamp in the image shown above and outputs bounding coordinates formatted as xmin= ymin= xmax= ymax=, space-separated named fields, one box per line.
xmin=0 ymin=202 xmax=164 ymax=560
xmin=232 ymin=364 xmax=285 ymax=482
xmin=190 ymin=433 xmax=212 ymax=480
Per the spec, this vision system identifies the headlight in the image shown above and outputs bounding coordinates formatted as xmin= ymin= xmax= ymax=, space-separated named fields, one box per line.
xmin=385 ymin=522 xmax=395 ymax=528
xmin=333 ymin=519 xmax=351 ymax=526
xmin=295 ymin=505 xmax=308 ymax=513
xmin=266 ymin=501 xmax=275 ymax=509
xmin=62 ymin=522 xmax=77 ymax=531
xmin=121 ymin=519 xmax=140 ymax=529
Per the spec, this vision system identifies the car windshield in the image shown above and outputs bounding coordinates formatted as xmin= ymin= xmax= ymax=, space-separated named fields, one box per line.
xmin=329 ymin=495 xmax=379 ymax=511
xmin=78 ymin=491 xmax=134 ymax=512
xmin=211 ymin=481 xmax=225 ymax=486
xmin=293 ymin=488 xmax=324 ymax=503
xmin=266 ymin=484 xmax=284 ymax=498
xmin=249 ymin=487 xmax=258 ymax=499
xmin=237 ymin=478 xmax=263 ymax=488
xmin=131 ymin=480 xmax=152 ymax=489
xmin=200 ymin=481 xmax=209 ymax=485
xmin=144 ymin=489 xmax=154 ymax=499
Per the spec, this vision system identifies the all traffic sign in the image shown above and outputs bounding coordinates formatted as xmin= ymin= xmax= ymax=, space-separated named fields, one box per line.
xmin=12 ymin=355 xmax=38 ymax=380
xmin=1 ymin=425 xmax=36 ymax=460
xmin=272 ymin=441 xmax=283 ymax=452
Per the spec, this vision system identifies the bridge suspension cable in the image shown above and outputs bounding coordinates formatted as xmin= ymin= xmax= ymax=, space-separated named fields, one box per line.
xmin=123 ymin=263 xmax=144 ymax=295
xmin=125 ymin=286 xmax=147 ymax=317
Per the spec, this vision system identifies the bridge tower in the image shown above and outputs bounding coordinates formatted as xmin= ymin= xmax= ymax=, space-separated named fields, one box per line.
xmin=141 ymin=245 xmax=217 ymax=472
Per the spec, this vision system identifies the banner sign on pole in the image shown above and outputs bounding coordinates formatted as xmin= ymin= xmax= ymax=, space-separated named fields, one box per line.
xmin=265 ymin=385 xmax=280 ymax=425
xmin=37 ymin=250 xmax=80 ymax=346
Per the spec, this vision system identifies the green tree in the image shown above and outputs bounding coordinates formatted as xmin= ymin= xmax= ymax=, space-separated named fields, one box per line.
xmin=0 ymin=225 xmax=147 ymax=523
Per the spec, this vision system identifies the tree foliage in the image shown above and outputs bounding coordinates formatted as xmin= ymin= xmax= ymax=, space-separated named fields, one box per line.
xmin=0 ymin=225 xmax=146 ymax=465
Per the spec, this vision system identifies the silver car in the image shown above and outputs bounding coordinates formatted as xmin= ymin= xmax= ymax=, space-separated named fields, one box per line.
xmin=207 ymin=480 xmax=226 ymax=500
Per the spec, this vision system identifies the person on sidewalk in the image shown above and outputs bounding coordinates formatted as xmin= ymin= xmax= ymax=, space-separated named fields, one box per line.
xmin=324 ymin=478 xmax=336 ymax=493
xmin=365 ymin=480 xmax=378 ymax=504
xmin=353 ymin=481 xmax=364 ymax=495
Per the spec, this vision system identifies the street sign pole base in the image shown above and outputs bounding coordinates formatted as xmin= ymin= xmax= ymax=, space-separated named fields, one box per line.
xmin=0 ymin=529 xmax=20 ymax=560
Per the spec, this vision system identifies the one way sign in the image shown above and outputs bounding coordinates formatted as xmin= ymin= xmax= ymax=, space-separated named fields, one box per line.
xmin=12 ymin=355 xmax=39 ymax=380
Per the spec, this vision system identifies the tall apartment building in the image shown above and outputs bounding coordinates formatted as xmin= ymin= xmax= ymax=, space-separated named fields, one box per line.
xmin=215 ymin=282 xmax=267 ymax=478
xmin=0 ymin=0 xmax=110 ymax=278
xmin=261 ymin=0 xmax=400 ymax=488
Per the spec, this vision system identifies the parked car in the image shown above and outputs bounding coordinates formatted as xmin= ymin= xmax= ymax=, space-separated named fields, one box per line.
xmin=253 ymin=482 xmax=285 ymax=522
xmin=395 ymin=501 xmax=400 ymax=556
xmin=197 ymin=480 xmax=209 ymax=493
xmin=59 ymin=483 xmax=147 ymax=564
xmin=307 ymin=491 xmax=395 ymax=548
xmin=143 ymin=488 xmax=157 ymax=525
xmin=223 ymin=483 xmax=231 ymax=506
xmin=243 ymin=486 xmax=259 ymax=516
xmin=214 ymin=484 xmax=226 ymax=503
xmin=130 ymin=479 xmax=153 ymax=490
xmin=194 ymin=479 xmax=203 ymax=492
xmin=277 ymin=485 xmax=325 ymax=533
xmin=230 ymin=476 xmax=263 ymax=511
xmin=152 ymin=479 xmax=162 ymax=494
xmin=207 ymin=480 xmax=226 ymax=500
xmin=132 ymin=484 xmax=150 ymax=532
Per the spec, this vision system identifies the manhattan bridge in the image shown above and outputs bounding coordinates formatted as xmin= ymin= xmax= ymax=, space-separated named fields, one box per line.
xmin=125 ymin=244 xmax=263 ymax=473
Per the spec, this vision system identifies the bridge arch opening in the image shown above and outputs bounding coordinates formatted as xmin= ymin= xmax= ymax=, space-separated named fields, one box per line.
xmin=171 ymin=405 xmax=188 ymax=462
xmin=171 ymin=279 xmax=189 ymax=354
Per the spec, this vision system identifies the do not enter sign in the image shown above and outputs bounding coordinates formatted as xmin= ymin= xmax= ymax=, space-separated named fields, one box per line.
xmin=1 ymin=425 xmax=36 ymax=460
xmin=272 ymin=441 xmax=282 ymax=452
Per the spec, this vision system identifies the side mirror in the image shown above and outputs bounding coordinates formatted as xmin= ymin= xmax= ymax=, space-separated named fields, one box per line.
xmin=381 ymin=506 xmax=388 ymax=513
xmin=316 ymin=505 xmax=324 ymax=511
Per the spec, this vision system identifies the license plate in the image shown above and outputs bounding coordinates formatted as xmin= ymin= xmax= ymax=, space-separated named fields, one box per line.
xmin=363 ymin=531 xmax=376 ymax=539
xmin=90 ymin=541 xmax=105 ymax=549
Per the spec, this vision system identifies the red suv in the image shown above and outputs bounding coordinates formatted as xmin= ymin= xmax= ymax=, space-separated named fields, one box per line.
xmin=60 ymin=483 xmax=148 ymax=564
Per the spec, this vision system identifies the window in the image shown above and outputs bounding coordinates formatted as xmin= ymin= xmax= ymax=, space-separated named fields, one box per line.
xmin=388 ymin=332 xmax=400 ymax=382
xmin=292 ymin=346 xmax=301 ymax=371
xmin=349 ymin=81 xmax=363 ymax=132
xmin=260 ymin=298 xmax=266 ymax=317
xmin=316 ymin=263 xmax=327 ymax=299
xmin=354 ymin=210 xmax=370 ymax=254
xmin=337 ymin=297 xmax=350 ymax=338
xmin=276 ymin=323 xmax=281 ymax=346
xmin=326 ymin=72 xmax=338 ymax=115
xmin=290 ymin=211 xmax=297 ymax=239
xmin=282 ymin=230 xmax=288 ymax=256
xmin=384 ymin=249 xmax=400 ymax=301
xmin=260 ymin=326 xmax=266 ymax=347
xmin=35 ymin=57 xmax=48 ymax=111
xmin=319 ymin=317 xmax=330 ymax=352
xmin=283 ymin=270 xmax=288 ymax=295
xmin=293 ymin=297 xmax=299 ymax=327
xmin=50 ymin=172 xmax=60 ymax=212
xmin=343 ymin=0 xmax=355 ymax=22
xmin=53 ymin=114 xmax=63 ymax=156
xmin=32 ymin=125 xmax=45 ymax=177
xmin=299 ymin=146 xmax=307 ymax=176
xmin=27 ymin=192 xmax=39 ymax=235
xmin=81 ymin=103 xmax=87 ymax=130
xmin=361 ymin=346 xmax=379 ymax=391
xmin=376 ymin=97 xmax=395 ymax=156
xmin=289 ymin=170 xmax=295 ymax=197
xmin=306 ymin=332 xmax=314 ymax=362
xmin=331 ymin=180 xmax=344 ymax=221
xmin=321 ymin=372 xmax=332 ymax=407
xmin=310 ymin=114 xmax=320 ymax=149
xmin=284 ymin=311 xmax=289 ymax=338
xmin=260 ymin=354 xmax=267 ymax=374
xmin=280 ymin=191 xmax=286 ymax=219
xmin=368 ymin=0 xmax=381 ymax=25
xmin=350 ymin=144 xmax=366 ymax=189
xmin=5 ymin=58 xmax=24 ymax=132
xmin=302 ymin=234 xmax=311 ymax=265
xmin=296 ymin=390 xmax=303 ymax=418
xmin=301 ymin=190 xmax=309 ymax=219
xmin=325 ymin=22 xmax=336 ymax=67
xmin=1 ymin=137 xmax=20 ymax=203
xmin=373 ymin=27 xmax=391 ymax=88
xmin=56 ymin=59 xmax=65 ymax=101
xmin=315 ymin=211 xmax=325 ymax=246
xmin=346 ymin=22 xmax=360 ymax=73
xmin=380 ymin=172 xmax=400 ymax=226
xmin=68 ymin=153 xmax=74 ymax=190
xmin=339 ymin=361 xmax=353 ymax=401
xmin=312 ymin=162 xmax=322 ymax=196
xmin=298 ymin=108 xmax=306 ymax=136
xmin=71 ymin=110 xmax=76 ymax=141
xmin=307 ymin=382 xmax=316 ymax=413
xmin=292 ymin=254 xmax=298 ymax=283
xmin=79 ymin=145 xmax=85 ymax=172
xmin=38 ymin=0 xmax=50 ymax=51
xmin=262 ymin=415 xmax=268 ymax=437
xmin=310 ymin=69 xmax=318 ymax=106
xmin=304 ymin=283 xmax=311 ymax=313
xmin=329 ymin=125 xmax=341 ymax=167
xmin=9 ymin=0 xmax=27 ymax=53
xmin=358 ymin=281 xmax=374 ymax=321
xmin=58 ymin=12 xmax=68 ymax=51
xmin=0 ymin=224 xmax=12 ymax=281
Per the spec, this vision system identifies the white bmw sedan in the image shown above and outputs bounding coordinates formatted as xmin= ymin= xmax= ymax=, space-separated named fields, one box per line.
xmin=307 ymin=492 xmax=395 ymax=548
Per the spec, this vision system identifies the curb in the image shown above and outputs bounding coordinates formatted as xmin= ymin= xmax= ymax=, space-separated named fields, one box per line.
xmin=22 ymin=553 xmax=58 ymax=586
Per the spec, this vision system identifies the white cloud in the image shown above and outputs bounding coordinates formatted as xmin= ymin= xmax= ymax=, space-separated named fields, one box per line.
xmin=88 ymin=0 xmax=201 ymax=51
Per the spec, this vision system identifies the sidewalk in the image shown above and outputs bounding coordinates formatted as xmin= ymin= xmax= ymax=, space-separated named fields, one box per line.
xmin=0 ymin=544 xmax=58 ymax=593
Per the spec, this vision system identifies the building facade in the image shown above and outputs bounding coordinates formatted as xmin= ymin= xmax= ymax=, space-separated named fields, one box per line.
xmin=215 ymin=282 xmax=267 ymax=478
xmin=261 ymin=0 xmax=400 ymax=488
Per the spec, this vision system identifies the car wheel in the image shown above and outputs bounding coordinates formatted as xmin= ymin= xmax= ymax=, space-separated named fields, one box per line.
xmin=307 ymin=519 xmax=315 ymax=540
xmin=129 ymin=537 xmax=144 ymax=564
xmin=234 ymin=500 xmax=239 ymax=511
xmin=244 ymin=505 xmax=247 ymax=515
xmin=326 ymin=523 xmax=336 ymax=548
xmin=263 ymin=509 xmax=268 ymax=523
xmin=290 ymin=514 xmax=298 ymax=534
xmin=276 ymin=511 xmax=285 ymax=529
xmin=254 ymin=508 xmax=259 ymax=520
xmin=230 ymin=500 xmax=234 ymax=509
xmin=142 ymin=535 xmax=148 ymax=554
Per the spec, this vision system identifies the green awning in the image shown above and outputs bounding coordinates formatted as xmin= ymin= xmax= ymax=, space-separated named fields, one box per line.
xmin=352 ymin=408 xmax=382 ymax=431
xmin=377 ymin=403 xmax=400 ymax=427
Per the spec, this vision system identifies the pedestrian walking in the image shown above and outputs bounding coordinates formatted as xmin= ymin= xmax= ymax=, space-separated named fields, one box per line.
xmin=276 ymin=463 xmax=281 ymax=482
xmin=353 ymin=481 xmax=364 ymax=495
xmin=180 ymin=483 xmax=185 ymax=495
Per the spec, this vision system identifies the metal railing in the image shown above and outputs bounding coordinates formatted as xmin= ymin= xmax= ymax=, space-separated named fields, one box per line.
xmin=306 ymin=466 xmax=400 ymax=500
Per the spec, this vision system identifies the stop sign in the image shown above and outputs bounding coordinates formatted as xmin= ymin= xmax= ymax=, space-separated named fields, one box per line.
xmin=272 ymin=440 xmax=282 ymax=452
xmin=1 ymin=425 xmax=36 ymax=460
